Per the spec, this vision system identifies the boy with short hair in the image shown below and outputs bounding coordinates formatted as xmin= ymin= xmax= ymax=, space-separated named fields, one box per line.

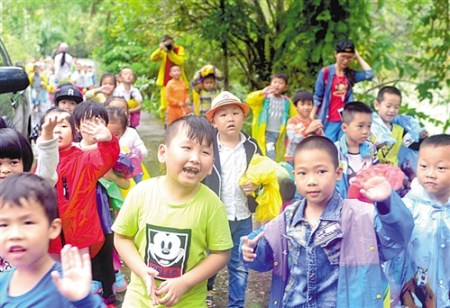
xmin=113 ymin=67 xmax=143 ymax=128
xmin=241 ymin=136 xmax=414 ymax=307
xmin=335 ymin=101 xmax=378 ymax=198
xmin=246 ymin=73 xmax=297 ymax=162
xmin=166 ymin=65 xmax=191 ymax=125
xmin=190 ymin=64 xmax=223 ymax=117
xmin=285 ymin=90 xmax=323 ymax=163
xmin=0 ymin=173 xmax=103 ymax=307
xmin=312 ymin=39 xmax=374 ymax=142
xmin=204 ymin=91 xmax=262 ymax=307
xmin=372 ymin=86 xmax=404 ymax=165
xmin=385 ymin=134 xmax=450 ymax=308
xmin=112 ymin=115 xmax=232 ymax=307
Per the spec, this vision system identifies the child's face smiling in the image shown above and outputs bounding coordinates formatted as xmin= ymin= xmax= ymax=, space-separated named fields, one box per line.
xmin=158 ymin=129 xmax=214 ymax=190
xmin=101 ymin=77 xmax=116 ymax=96
xmin=417 ymin=145 xmax=450 ymax=204
xmin=0 ymin=198 xmax=61 ymax=270
xmin=374 ymin=93 xmax=401 ymax=125
xmin=0 ymin=158 xmax=24 ymax=181
xmin=293 ymin=149 xmax=342 ymax=209
xmin=295 ymin=100 xmax=313 ymax=119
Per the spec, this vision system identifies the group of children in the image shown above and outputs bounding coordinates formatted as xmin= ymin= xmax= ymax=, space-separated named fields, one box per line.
xmin=1 ymin=37 xmax=448 ymax=308
xmin=1 ymin=65 xmax=152 ymax=306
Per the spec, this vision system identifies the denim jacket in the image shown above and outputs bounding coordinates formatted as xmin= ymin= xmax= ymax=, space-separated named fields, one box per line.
xmin=242 ymin=191 xmax=413 ymax=307
xmin=313 ymin=64 xmax=374 ymax=127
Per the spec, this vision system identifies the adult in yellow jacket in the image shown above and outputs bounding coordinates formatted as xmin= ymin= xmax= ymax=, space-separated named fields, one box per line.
xmin=150 ymin=35 xmax=188 ymax=122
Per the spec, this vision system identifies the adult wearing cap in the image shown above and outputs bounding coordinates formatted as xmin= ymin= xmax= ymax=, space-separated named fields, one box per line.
xmin=204 ymin=91 xmax=261 ymax=308
xmin=150 ymin=35 xmax=188 ymax=122
xmin=54 ymin=83 xmax=83 ymax=114
xmin=54 ymin=42 xmax=73 ymax=83
xmin=312 ymin=39 xmax=374 ymax=142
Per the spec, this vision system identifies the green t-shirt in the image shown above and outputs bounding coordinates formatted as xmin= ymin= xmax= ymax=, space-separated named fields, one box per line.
xmin=112 ymin=177 xmax=233 ymax=307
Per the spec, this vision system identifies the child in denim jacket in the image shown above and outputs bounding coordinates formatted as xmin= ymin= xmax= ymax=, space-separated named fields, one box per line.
xmin=241 ymin=136 xmax=414 ymax=308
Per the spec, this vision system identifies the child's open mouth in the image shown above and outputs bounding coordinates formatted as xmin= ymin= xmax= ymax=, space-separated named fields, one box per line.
xmin=183 ymin=167 xmax=199 ymax=175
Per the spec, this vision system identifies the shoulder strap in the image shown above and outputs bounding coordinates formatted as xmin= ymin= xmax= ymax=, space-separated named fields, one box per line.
xmin=323 ymin=66 xmax=329 ymax=87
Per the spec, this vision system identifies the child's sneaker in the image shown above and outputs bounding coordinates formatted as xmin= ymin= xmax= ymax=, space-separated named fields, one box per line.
xmin=91 ymin=280 xmax=103 ymax=295
xmin=113 ymin=270 xmax=128 ymax=293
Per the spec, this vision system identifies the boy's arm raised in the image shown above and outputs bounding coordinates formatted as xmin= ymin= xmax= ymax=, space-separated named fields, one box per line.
xmin=359 ymin=176 xmax=414 ymax=262
xmin=35 ymin=114 xmax=62 ymax=186
xmin=246 ymin=89 xmax=265 ymax=108
xmin=354 ymin=49 xmax=372 ymax=71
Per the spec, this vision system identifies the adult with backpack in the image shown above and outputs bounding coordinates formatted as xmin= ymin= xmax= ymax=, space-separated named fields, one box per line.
xmin=311 ymin=39 xmax=374 ymax=142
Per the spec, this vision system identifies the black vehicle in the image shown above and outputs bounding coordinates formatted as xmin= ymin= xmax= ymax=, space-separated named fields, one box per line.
xmin=0 ymin=38 xmax=30 ymax=137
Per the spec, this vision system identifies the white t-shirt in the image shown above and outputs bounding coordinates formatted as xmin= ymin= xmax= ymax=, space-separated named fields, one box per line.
xmin=54 ymin=52 xmax=73 ymax=81
xmin=120 ymin=127 xmax=148 ymax=158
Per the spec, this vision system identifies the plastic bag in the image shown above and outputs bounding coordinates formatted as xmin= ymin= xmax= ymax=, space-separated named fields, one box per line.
xmin=348 ymin=164 xmax=405 ymax=202
xmin=238 ymin=154 xmax=282 ymax=222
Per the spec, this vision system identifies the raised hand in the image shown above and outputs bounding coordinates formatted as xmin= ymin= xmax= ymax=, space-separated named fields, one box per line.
xmin=80 ymin=117 xmax=112 ymax=142
xmin=51 ymin=245 xmax=91 ymax=302
xmin=262 ymin=86 xmax=274 ymax=96
xmin=241 ymin=231 xmax=265 ymax=262
xmin=359 ymin=176 xmax=391 ymax=202
xmin=41 ymin=114 xmax=66 ymax=141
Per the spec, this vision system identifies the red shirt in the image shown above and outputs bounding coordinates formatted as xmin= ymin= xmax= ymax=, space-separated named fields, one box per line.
xmin=328 ymin=75 xmax=349 ymax=122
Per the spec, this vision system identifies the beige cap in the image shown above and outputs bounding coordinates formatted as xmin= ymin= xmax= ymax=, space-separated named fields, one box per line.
xmin=206 ymin=91 xmax=250 ymax=122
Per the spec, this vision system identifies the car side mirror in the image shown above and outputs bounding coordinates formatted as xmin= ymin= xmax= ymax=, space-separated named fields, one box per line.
xmin=0 ymin=67 xmax=30 ymax=94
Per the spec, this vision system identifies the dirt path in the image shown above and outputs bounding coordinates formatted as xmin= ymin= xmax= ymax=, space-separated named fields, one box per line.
xmin=118 ymin=111 xmax=271 ymax=307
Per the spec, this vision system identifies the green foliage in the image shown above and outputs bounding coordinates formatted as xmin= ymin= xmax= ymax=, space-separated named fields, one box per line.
xmin=1 ymin=0 xmax=448 ymax=132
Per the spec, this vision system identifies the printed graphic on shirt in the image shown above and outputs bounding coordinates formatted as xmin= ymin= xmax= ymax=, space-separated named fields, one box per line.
xmin=379 ymin=143 xmax=395 ymax=164
xmin=400 ymin=267 xmax=436 ymax=307
xmin=145 ymin=224 xmax=191 ymax=280
xmin=332 ymin=77 xmax=348 ymax=100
